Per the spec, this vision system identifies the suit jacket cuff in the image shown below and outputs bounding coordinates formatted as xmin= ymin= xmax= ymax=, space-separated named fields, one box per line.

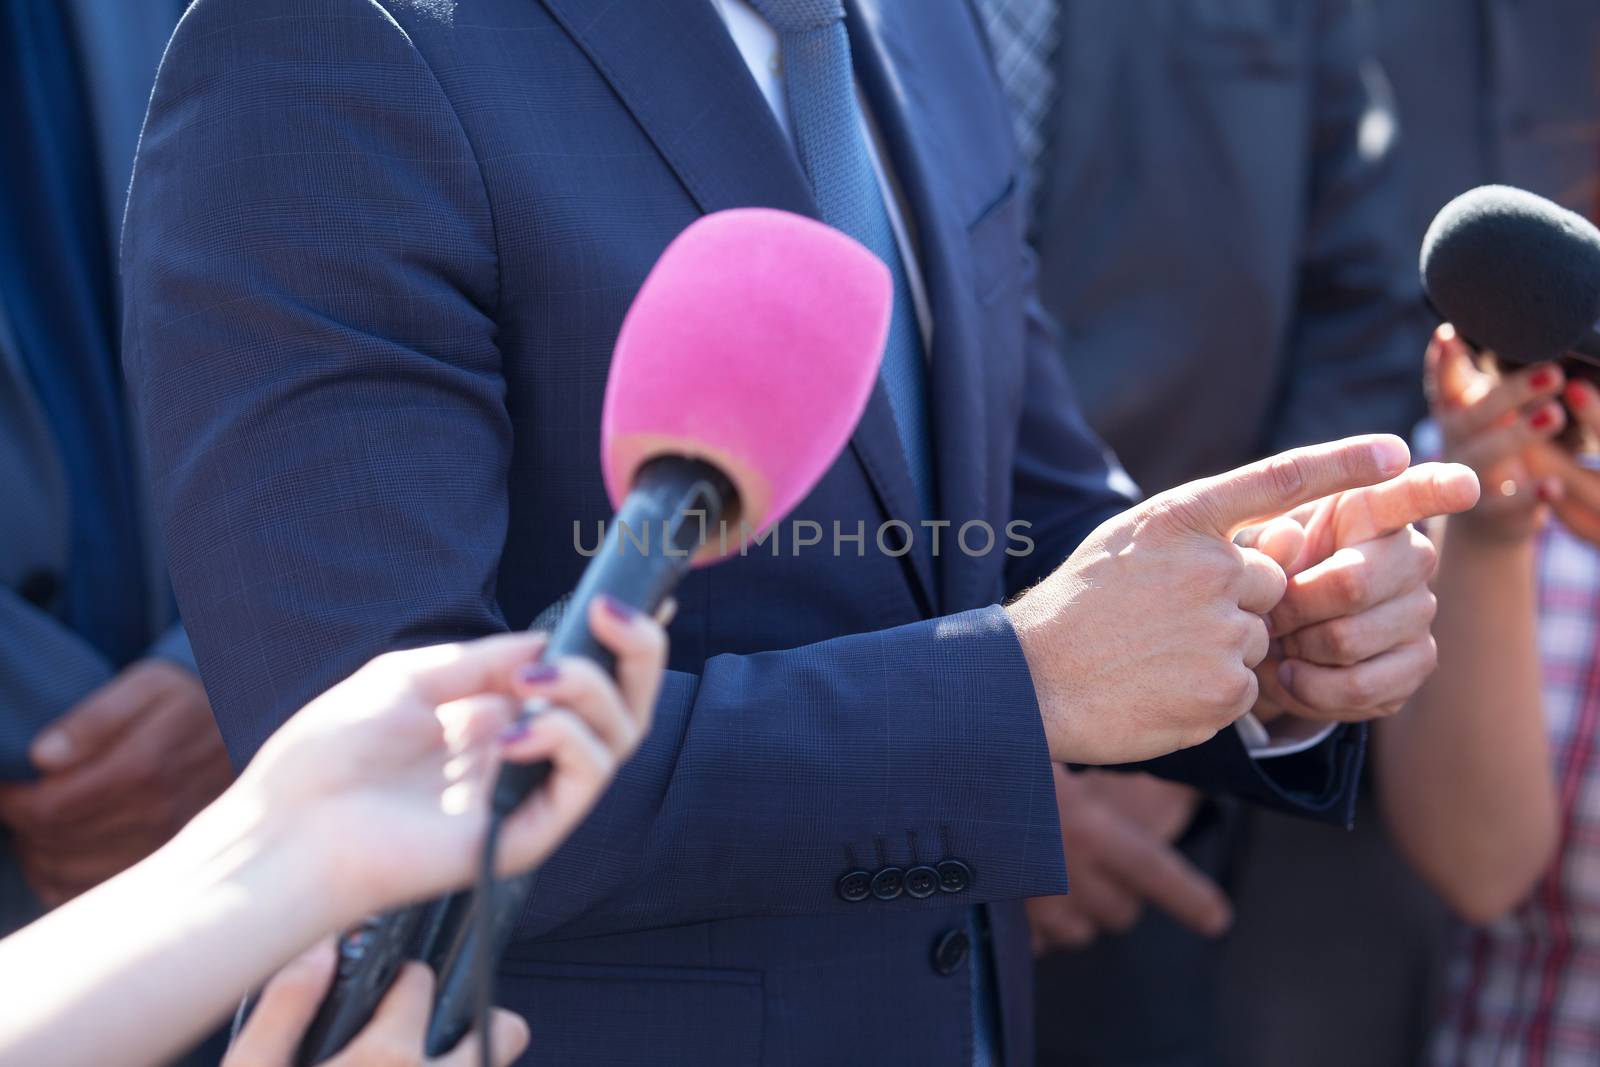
xmin=145 ymin=623 xmax=200 ymax=676
xmin=1133 ymin=722 xmax=1367 ymax=828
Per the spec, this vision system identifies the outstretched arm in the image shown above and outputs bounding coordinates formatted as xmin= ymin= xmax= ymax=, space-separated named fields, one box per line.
xmin=1377 ymin=327 xmax=1560 ymax=922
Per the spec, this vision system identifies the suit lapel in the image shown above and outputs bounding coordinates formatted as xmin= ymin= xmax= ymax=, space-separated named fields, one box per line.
xmin=541 ymin=0 xmax=938 ymax=611
xmin=849 ymin=0 xmax=991 ymax=612
xmin=539 ymin=0 xmax=813 ymax=218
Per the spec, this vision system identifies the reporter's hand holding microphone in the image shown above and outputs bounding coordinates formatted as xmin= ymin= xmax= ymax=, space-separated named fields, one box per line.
xmin=0 ymin=601 xmax=668 ymax=1067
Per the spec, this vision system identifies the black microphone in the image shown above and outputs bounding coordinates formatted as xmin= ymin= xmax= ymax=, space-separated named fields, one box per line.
xmin=1420 ymin=184 xmax=1600 ymax=367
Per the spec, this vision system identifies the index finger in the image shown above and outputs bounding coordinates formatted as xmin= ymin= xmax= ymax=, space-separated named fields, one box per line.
xmin=339 ymin=962 xmax=434 ymax=1058
xmin=1097 ymin=812 xmax=1233 ymax=937
xmin=1334 ymin=462 xmax=1481 ymax=544
xmin=226 ymin=940 xmax=337 ymax=1067
xmin=378 ymin=632 xmax=550 ymax=707
xmin=1172 ymin=435 xmax=1410 ymax=539
xmin=33 ymin=666 xmax=169 ymax=772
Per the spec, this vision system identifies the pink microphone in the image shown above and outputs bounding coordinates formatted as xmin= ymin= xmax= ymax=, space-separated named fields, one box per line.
xmin=487 ymin=203 xmax=890 ymax=883
xmin=603 ymin=206 xmax=892 ymax=559
xmin=336 ymin=208 xmax=893 ymax=1064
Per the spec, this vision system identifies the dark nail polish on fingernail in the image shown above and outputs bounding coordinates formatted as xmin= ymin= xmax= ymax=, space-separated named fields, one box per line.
xmin=518 ymin=663 xmax=559 ymax=686
xmin=498 ymin=719 xmax=534 ymax=745
xmin=601 ymin=595 xmax=639 ymax=622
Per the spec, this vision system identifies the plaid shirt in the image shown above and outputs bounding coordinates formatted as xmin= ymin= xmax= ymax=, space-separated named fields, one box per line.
xmin=1433 ymin=519 xmax=1600 ymax=1065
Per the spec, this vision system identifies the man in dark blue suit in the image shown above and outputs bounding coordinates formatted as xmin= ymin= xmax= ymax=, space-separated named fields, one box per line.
xmin=121 ymin=1 xmax=1467 ymax=1062
xmin=0 ymin=0 xmax=232 ymax=934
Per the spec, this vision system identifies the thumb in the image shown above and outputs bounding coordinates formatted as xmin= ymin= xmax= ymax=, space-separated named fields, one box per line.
xmin=1248 ymin=515 xmax=1310 ymax=578
xmin=225 ymin=939 xmax=337 ymax=1067
xmin=31 ymin=664 xmax=166 ymax=772
xmin=1431 ymin=322 xmax=1480 ymax=411
xmin=1168 ymin=435 xmax=1411 ymax=539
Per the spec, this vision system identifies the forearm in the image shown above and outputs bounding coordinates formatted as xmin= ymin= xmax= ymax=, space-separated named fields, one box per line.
xmin=1377 ymin=525 xmax=1556 ymax=922
xmin=0 ymin=788 xmax=342 ymax=1067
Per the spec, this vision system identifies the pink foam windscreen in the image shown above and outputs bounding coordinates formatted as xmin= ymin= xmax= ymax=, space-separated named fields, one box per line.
xmin=601 ymin=208 xmax=892 ymax=562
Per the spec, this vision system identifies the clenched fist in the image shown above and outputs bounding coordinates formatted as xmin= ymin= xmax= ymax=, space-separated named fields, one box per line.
xmin=1007 ymin=435 xmax=1419 ymax=765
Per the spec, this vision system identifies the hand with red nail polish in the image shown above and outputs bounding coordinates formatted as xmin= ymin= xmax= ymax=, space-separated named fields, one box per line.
xmin=1427 ymin=323 xmax=1564 ymax=546
xmin=1525 ymin=377 xmax=1600 ymax=545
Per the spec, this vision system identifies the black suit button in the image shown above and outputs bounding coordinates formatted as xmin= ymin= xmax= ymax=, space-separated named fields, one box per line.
xmin=931 ymin=928 xmax=971 ymax=976
xmin=18 ymin=569 xmax=61 ymax=609
xmin=936 ymin=859 xmax=972 ymax=894
xmin=905 ymin=865 xmax=938 ymax=899
xmin=870 ymin=866 xmax=905 ymax=900
xmin=837 ymin=870 xmax=872 ymax=903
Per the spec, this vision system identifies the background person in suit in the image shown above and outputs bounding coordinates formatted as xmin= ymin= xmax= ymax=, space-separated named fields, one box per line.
xmin=0 ymin=0 xmax=229 ymax=947
xmin=977 ymin=2 xmax=1437 ymax=1064
xmin=122 ymin=1 xmax=1466 ymax=1062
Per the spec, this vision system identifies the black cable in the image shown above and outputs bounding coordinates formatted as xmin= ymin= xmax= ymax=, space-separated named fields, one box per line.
xmin=474 ymin=809 xmax=507 ymax=1067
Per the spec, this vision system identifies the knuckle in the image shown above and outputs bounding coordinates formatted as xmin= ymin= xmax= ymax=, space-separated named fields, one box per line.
xmin=1322 ymin=618 xmax=1361 ymax=663
xmin=1331 ymin=565 xmax=1368 ymax=607
xmin=1204 ymin=667 xmax=1256 ymax=717
xmin=1341 ymin=671 xmax=1379 ymax=709
xmin=1263 ymin=455 xmax=1307 ymax=503
xmin=1411 ymin=529 xmax=1440 ymax=576
xmin=1185 ymin=723 xmax=1224 ymax=751
xmin=1420 ymin=590 xmax=1439 ymax=627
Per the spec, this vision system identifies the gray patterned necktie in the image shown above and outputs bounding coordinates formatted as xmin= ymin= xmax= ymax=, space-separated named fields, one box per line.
xmin=974 ymin=0 xmax=1060 ymax=220
xmin=745 ymin=0 xmax=936 ymax=519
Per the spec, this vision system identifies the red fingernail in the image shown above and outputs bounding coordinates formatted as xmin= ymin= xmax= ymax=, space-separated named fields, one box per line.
xmin=1567 ymin=383 xmax=1589 ymax=409
xmin=1532 ymin=407 xmax=1557 ymax=430
xmin=1531 ymin=367 xmax=1559 ymax=390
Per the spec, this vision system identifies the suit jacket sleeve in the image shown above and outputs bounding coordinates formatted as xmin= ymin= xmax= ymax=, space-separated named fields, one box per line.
xmin=1004 ymin=248 xmax=1365 ymax=826
xmin=0 ymin=591 xmax=114 ymax=780
xmin=1264 ymin=0 xmax=1429 ymax=452
xmin=122 ymin=0 xmax=1068 ymax=938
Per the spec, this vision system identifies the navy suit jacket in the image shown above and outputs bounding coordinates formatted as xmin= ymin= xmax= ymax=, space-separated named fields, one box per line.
xmin=124 ymin=1 xmax=1363 ymax=1062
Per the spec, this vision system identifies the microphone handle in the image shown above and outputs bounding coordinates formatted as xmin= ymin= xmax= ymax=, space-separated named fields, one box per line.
xmin=296 ymin=455 xmax=735 ymax=1065
xmin=427 ymin=454 xmax=736 ymax=1055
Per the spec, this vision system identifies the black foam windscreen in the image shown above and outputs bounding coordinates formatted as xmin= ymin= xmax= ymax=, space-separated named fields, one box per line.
xmin=1420 ymin=185 xmax=1600 ymax=366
